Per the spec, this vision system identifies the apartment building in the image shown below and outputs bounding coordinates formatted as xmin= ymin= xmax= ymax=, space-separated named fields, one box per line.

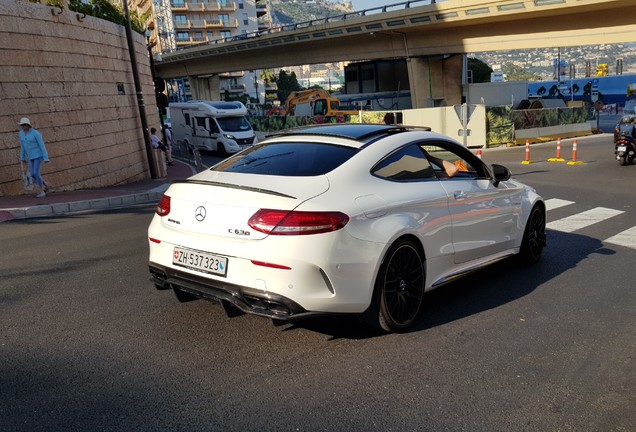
xmin=158 ymin=0 xmax=269 ymax=100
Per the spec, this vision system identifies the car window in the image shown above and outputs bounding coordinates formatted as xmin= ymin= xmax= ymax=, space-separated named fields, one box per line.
xmin=212 ymin=142 xmax=356 ymax=176
xmin=420 ymin=142 xmax=483 ymax=179
xmin=372 ymin=144 xmax=436 ymax=181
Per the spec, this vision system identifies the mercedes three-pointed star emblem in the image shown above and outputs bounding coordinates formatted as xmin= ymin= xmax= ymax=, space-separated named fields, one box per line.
xmin=194 ymin=206 xmax=206 ymax=222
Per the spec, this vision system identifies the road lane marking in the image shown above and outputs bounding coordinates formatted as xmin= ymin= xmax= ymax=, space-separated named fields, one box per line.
xmin=604 ymin=226 xmax=636 ymax=250
xmin=545 ymin=198 xmax=575 ymax=211
xmin=546 ymin=207 xmax=624 ymax=233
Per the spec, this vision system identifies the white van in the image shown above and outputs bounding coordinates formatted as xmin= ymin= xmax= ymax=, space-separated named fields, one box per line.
xmin=168 ymin=101 xmax=257 ymax=154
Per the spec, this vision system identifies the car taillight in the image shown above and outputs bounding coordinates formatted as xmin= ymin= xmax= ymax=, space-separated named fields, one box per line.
xmin=248 ymin=209 xmax=349 ymax=235
xmin=156 ymin=195 xmax=171 ymax=217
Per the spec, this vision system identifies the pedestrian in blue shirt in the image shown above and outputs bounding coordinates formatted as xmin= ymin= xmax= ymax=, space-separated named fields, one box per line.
xmin=19 ymin=117 xmax=49 ymax=198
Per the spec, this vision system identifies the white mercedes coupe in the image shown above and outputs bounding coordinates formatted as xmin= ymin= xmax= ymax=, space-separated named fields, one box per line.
xmin=148 ymin=124 xmax=546 ymax=332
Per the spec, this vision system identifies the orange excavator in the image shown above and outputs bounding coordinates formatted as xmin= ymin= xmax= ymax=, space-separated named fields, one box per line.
xmin=267 ymin=89 xmax=358 ymax=117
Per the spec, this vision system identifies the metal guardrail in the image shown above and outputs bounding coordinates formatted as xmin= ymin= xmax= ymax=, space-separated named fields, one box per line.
xmin=173 ymin=140 xmax=205 ymax=172
xmin=164 ymin=0 xmax=436 ymax=53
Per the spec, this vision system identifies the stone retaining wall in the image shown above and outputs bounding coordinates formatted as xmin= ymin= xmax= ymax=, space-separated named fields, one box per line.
xmin=0 ymin=1 xmax=162 ymax=196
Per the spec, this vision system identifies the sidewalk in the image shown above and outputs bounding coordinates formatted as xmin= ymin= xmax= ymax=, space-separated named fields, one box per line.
xmin=0 ymin=160 xmax=196 ymax=222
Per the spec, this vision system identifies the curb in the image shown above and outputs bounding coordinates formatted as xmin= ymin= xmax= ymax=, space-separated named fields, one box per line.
xmin=0 ymin=185 xmax=169 ymax=222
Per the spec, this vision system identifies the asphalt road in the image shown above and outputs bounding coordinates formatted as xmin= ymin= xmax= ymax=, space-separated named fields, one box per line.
xmin=1 ymin=134 xmax=634 ymax=432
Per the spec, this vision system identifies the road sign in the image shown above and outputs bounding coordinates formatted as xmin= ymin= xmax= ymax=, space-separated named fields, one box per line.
xmin=453 ymin=104 xmax=477 ymax=147
xmin=591 ymin=89 xmax=599 ymax=102
xmin=592 ymin=78 xmax=599 ymax=89
xmin=453 ymin=103 xmax=477 ymax=123
xmin=490 ymin=72 xmax=504 ymax=82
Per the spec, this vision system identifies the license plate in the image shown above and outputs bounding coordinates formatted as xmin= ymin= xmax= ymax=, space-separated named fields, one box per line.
xmin=617 ymin=146 xmax=627 ymax=152
xmin=173 ymin=246 xmax=228 ymax=277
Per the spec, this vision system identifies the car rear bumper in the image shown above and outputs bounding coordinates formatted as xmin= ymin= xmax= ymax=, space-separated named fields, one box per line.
xmin=149 ymin=263 xmax=329 ymax=321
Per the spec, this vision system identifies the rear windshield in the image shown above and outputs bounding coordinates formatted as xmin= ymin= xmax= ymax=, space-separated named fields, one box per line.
xmin=212 ymin=142 xmax=357 ymax=176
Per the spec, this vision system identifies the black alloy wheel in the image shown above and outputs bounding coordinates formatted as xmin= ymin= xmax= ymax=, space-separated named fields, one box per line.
xmin=520 ymin=205 xmax=546 ymax=264
xmin=363 ymin=239 xmax=425 ymax=333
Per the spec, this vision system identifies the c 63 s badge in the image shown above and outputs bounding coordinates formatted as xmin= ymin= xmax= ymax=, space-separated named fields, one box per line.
xmin=229 ymin=229 xmax=251 ymax=236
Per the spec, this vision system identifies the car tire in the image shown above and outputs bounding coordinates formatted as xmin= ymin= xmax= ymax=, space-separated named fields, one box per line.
xmin=361 ymin=239 xmax=425 ymax=333
xmin=519 ymin=205 xmax=546 ymax=264
xmin=217 ymin=143 xmax=228 ymax=157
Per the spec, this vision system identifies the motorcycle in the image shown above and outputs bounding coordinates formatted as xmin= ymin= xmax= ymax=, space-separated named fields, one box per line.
xmin=615 ymin=134 xmax=636 ymax=166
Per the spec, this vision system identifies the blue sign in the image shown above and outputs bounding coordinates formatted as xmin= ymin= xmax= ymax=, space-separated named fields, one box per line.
xmin=592 ymin=78 xmax=599 ymax=89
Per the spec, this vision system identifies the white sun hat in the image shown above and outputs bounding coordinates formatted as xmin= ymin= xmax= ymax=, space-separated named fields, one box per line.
xmin=18 ymin=117 xmax=31 ymax=126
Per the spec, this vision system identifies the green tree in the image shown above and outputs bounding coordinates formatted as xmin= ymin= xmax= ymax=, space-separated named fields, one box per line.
xmin=275 ymin=70 xmax=302 ymax=103
xmin=467 ymin=57 xmax=493 ymax=83
xmin=501 ymin=62 xmax=542 ymax=81
xmin=259 ymin=69 xmax=276 ymax=85
xmin=46 ymin=0 xmax=146 ymax=33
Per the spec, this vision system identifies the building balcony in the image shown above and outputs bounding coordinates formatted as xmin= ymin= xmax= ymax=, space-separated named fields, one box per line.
xmin=205 ymin=19 xmax=223 ymax=28
xmin=220 ymin=71 xmax=245 ymax=78
xmin=221 ymin=84 xmax=246 ymax=93
xmin=256 ymin=4 xmax=267 ymax=17
xmin=171 ymin=2 xmax=188 ymax=11
xmin=219 ymin=18 xmax=238 ymax=29
xmin=176 ymin=36 xmax=211 ymax=47
xmin=189 ymin=20 xmax=206 ymax=30
xmin=217 ymin=1 xmax=237 ymax=12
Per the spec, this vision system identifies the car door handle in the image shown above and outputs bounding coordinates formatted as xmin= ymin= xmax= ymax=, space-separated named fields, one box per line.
xmin=453 ymin=191 xmax=467 ymax=200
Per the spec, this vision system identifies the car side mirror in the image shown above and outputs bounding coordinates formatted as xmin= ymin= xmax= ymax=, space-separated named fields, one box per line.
xmin=492 ymin=164 xmax=511 ymax=186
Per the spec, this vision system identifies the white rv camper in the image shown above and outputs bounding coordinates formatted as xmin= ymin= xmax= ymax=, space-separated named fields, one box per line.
xmin=168 ymin=101 xmax=257 ymax=154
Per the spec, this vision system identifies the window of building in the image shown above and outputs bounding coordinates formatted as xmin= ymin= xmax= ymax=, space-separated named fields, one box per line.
xmin=174 ymin=15 xmax=187 ymax=25
xmin=172 ymin=0 xmax=185 ymax=7
xmin=220 ymin=31 xmax=232 ymax=39
xmin=219 ymin=14 xmax=230 ymax=25
xmin=176 ymin=32 xmax=189 ymax=41
xmin=242 ymin=13 xmax=249 ymax=25
xmin=238 ymin=1 xmax=244 ymax=9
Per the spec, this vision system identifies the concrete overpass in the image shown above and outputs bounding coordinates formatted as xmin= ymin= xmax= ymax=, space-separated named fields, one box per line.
xmin=156 ymin=0 xmax=636 ymax=108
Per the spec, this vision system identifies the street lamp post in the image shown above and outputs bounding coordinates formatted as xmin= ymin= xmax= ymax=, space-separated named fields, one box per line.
xmin=146 ymin=30 xmax=167 ymax=147
xmin=122 ymin=0 xmax=158 ymax=178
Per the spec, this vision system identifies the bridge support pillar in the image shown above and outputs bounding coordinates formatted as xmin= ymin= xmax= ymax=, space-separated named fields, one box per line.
xmin=189 ymin=75 xmax=220 ymax=100
xmin=407 ymin=55 xmax=463 ymax=109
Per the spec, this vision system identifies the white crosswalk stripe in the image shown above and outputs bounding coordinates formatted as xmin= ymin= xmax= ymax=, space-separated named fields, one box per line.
xmin=604 ymin=226 xmax=636 ymax=250
xmin=546 ymin=207 xmax=624 ymax=233
xmin=545 ymin=199 xmax=635 ymax=250
xmin=544 ymin=198 xmax=575 ymax=211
